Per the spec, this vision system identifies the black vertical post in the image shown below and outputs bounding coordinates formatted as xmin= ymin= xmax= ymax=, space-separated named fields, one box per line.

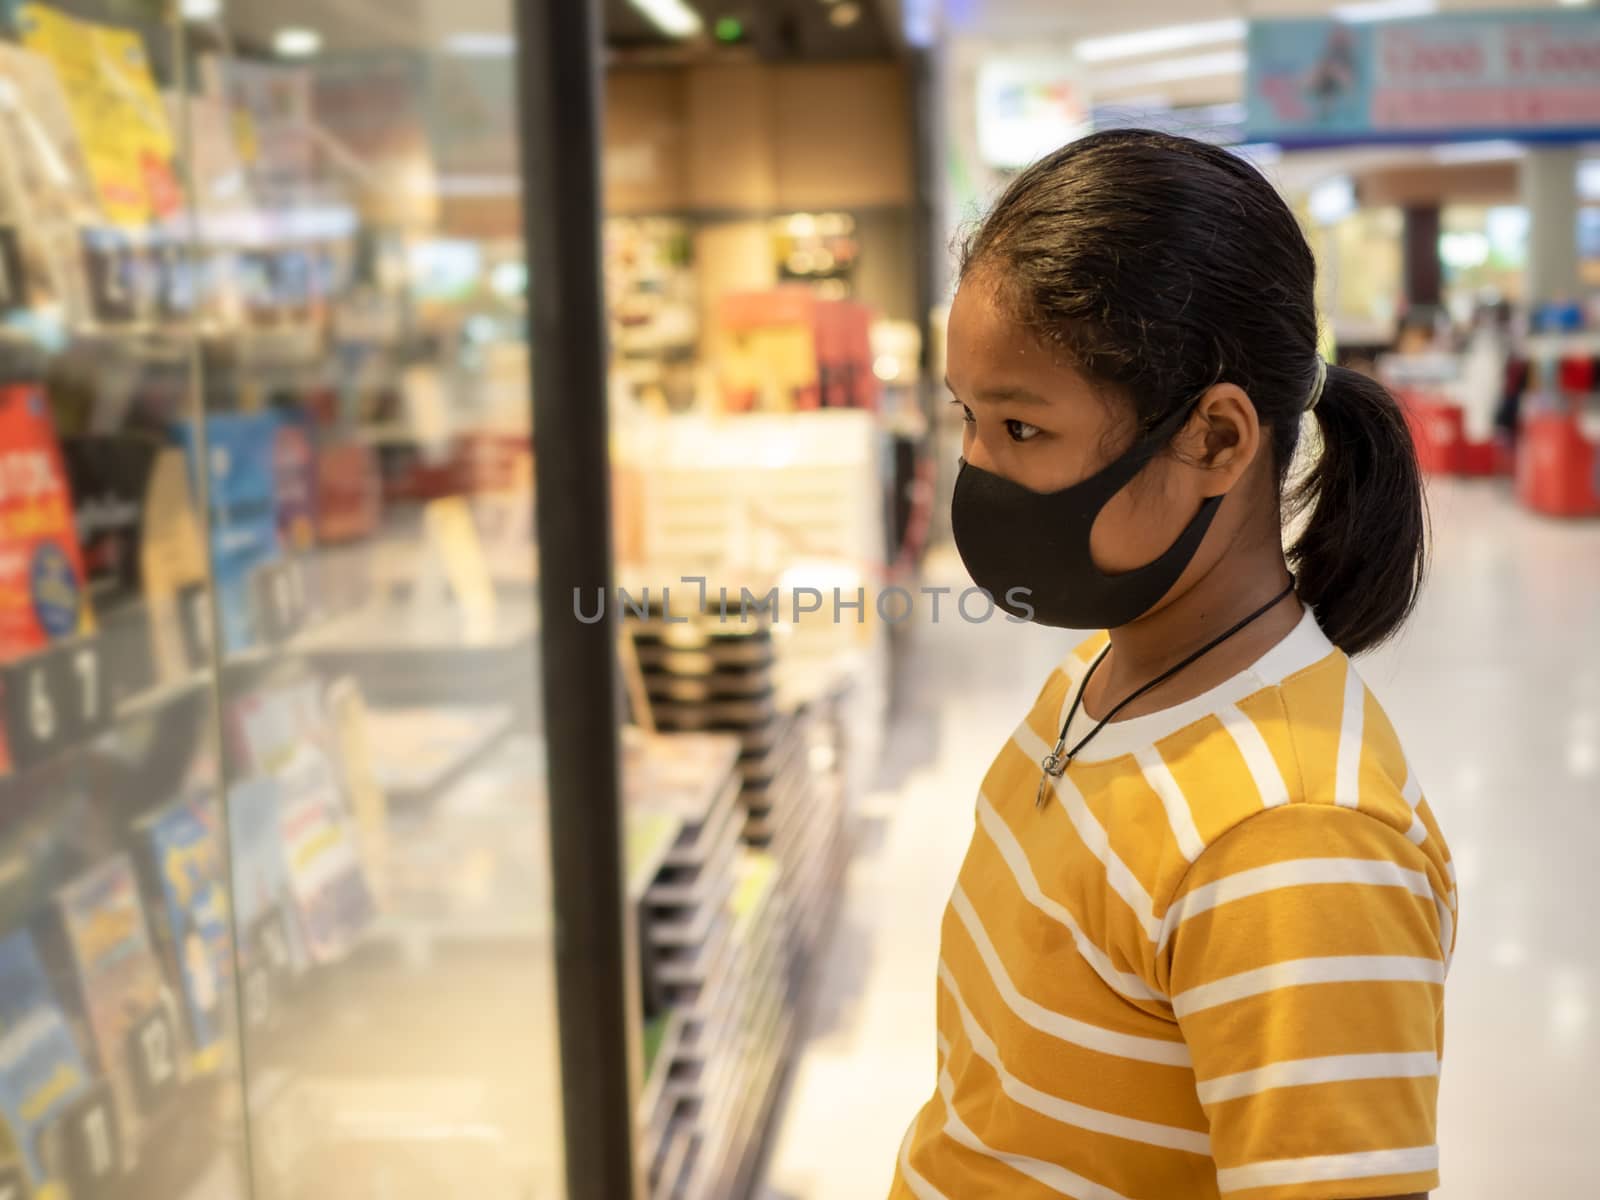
xmin=512 ymin=3 xmax=640 ymax=1199
xmin=1402 ymin=204 xmax=1443 ymax=310
xmin=907 ymin=45 xmax=940 ymax=392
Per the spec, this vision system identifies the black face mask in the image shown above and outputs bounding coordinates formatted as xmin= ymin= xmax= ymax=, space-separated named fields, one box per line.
xmin=951 ymin=403 xmax=1224 ymax=630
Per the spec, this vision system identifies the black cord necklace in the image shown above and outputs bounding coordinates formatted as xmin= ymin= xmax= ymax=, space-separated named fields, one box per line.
xmin=1036 ymin=577 xmax=1298 ymax=810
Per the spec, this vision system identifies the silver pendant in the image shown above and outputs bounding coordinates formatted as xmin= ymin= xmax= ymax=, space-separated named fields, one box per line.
xmin=1036 ymin=744 xmax=1069 ymax=809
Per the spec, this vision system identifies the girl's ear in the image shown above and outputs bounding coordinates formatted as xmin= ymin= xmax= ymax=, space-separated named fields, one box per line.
xmin=1175 ymin=382 xmax=1262 ymax=496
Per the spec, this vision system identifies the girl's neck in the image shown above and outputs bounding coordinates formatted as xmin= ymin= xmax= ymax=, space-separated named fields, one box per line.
xmin=1085 ymin=550 xmax=1303 ymax=723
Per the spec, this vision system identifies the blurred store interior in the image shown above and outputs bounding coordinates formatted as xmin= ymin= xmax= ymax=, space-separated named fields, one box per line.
xmin=0 ymin=0 xmax=1591 ymax=1197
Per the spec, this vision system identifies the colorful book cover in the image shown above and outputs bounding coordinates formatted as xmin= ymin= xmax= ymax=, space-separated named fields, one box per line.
xmin=138 ymin=446 xmax=208 ymax=685
xmin=0 ymin=43 xmax=99 ymax=325
xmin=231 ymin=678 xmax=375 ymax=962
xmin=225 ymin=777 xmax=309 ymax=987
xmin=61 ymin=435 xmax=155 ymax=612
xmin=313 ymin=443 xmax=381 ymax=545
xmin=276 ymin=749 xmax=375 ymax=966
xmin=272 ymin=421 xmax=316 ymax=554
xmin=163 ymin=90 xmax=252 ymax=223
xmin=144 ymin=798 xmax=231 ymax=1072
xmin=16 ymin=6 xmax=179 ymax=229
xmin=55 ymin=853 xmax=171 ymax=1161
xmin=326 ymin=677 xmax=389 ymax=907
xmin=60 ymin=433 xmax=167 ymax=702
xmin=0 ymin=929 xmax=92 ymax=1184
xmin=175 ymin=412 xmax=282 ymax=656
xmin=0 ymin=382 xmax=92 ymax=661
xmin=0 ymin=44 xmax=97 ymax=218
xmin=230 ymin=676 xmax=332 ymax=777
xmin=198 ymin=56 xmax=324 ymax=214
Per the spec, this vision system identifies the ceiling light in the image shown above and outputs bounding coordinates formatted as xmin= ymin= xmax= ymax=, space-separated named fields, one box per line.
xmin=181 ymin=0 xmax=221 ymax=19
xmin=1332 ymin=0 xmax=1437 ymax=22
xmin=1432 ymin=140 xmax=1524 ymax=165
xmin=273 ymin=27 xmax=322 ymax=57
xmin=1560 ymin=0 xmax=1591 ymax=7
xmin=445 ymin=32 xmax=515 ymax=56
xmin=830 ymin=2 xmax=861 ymax=28
xmin=1580 ymin=161 xmax=1600 ymax=200
xmin=902 ymin=0 xmax=938 ymax=47
xmin=627 ymin=0 xmax=703 ymax=38
xmin=1075 ymin=19 xmax=1245 ymax=64
xmin=1308 ymin=175 xmax=1356 ymax=225
xmin=1090 ymin=49 xmax=1247 ymax=92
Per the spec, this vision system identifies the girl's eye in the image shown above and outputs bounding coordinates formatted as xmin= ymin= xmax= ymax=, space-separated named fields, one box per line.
xmin=1005 ymin=419 xmax=1041 ymax=443
xmin=949 ymin=399 xmax=976 ymax=424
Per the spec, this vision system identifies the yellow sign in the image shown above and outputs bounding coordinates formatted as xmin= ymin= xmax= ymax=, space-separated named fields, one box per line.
xmin=424 ymin=497 xmax=497 ymax=643
xmin=327 ymin=678 xmax=390 ymax=905
xmin=18 ymin=5 xmax=180 ymax=228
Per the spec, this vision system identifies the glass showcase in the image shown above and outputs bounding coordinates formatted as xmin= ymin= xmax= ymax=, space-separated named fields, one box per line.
xmin=0 ymin=1 xmax=565 ymax=1196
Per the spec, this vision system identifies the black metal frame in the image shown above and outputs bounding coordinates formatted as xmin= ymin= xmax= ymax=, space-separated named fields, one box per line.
xmin=514 ymin=2 xmax=642 ymax=1197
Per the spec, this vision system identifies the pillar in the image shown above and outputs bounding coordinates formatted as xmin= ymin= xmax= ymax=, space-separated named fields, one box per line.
xmin=1520 ymin=146 xmax=1581 ymax=307
xmin=1401 ymin=204 xmax=1442 ymax=309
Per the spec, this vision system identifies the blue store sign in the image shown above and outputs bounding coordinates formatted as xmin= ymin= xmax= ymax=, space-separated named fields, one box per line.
xmin=1246 ymin=12 xmax=1600 ymax=147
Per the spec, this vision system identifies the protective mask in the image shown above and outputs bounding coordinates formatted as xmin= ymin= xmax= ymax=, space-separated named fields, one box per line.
xmin=951 ymin=403 xmax=1223 ymax=630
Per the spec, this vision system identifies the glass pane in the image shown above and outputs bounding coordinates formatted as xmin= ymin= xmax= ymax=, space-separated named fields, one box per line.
xmin=176 ymin=2 xmax=564 ymax=1198
xmin=603 ymin=45 xmax=910 ymax=1199
xmin=0 ymin=1 xmax=250 ymax=1196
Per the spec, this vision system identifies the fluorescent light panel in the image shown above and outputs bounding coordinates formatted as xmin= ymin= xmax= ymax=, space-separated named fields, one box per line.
xmin=1332 ymin=0 xmax=1438 ymax=22
xmin=445 ymin=31 xmax=515 ymax=56
xmin=273 ymin=26 xmax=322 ymax=56
xmin=628 ymin=0 xmax=703 ymax=38
xmin=902 ymin=0 xmax=938 ymax=46
xmin=1432 ymin=139 xmax=1525 ymax=164
xmin=1076 ymin=19 xmax=1245 ymax=64
xmin=1578 ymin=160 xmax=1600 ymax=199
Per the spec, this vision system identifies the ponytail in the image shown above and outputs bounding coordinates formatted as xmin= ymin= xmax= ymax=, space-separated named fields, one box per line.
xmin=1286 ymin=364 xmax=1428 ymax=655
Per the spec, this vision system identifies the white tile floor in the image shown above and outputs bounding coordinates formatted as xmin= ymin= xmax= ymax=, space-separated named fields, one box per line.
xmin=759 ymin=478 xmax=1600 ymax=1199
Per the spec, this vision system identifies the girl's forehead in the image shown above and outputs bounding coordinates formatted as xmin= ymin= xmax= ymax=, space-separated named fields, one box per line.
xmin=948 ymin=283 xmax=1093 ymax=399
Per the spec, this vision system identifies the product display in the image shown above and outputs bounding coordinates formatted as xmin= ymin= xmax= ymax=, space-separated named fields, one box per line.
xmin=0 ymin=380 xmax=90 ymax=659
xmin=179 ymin=413 xmax=287 ymax=657
xmin=137 ymin=795 xmax=232 ymax=1073
xmin=0 ymin=927 xmax=97 ymax=1190
xmin=626 ymin=729 xmax=796 ymax=1200
xmin=720 ymin=289 xmax=879 ymax=413
xmin=623 ymin=596 xmax=860 ymax=1198
xmin=0 ymin=4 xmax=569 ymax=1194
xmin=51 ymin=852 xmax=180 ymax=1167
xmin=17 ymin=4 xmax=180 ymax=231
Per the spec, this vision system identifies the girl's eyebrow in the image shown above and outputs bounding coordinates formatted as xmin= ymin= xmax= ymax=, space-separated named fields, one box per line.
xmin=943 ymin=378 xmax=1051 ymax=406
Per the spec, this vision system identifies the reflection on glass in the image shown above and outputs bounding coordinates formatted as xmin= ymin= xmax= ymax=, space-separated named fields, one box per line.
xmin=0 ymin=0 xmax=562 ymax=1197
xmin=0 ymin=2 xmax=250 ymax=1197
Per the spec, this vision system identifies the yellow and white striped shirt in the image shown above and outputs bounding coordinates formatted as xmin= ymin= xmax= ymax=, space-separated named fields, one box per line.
xmin=891 ymin=610 xmax=1456 ymax=1200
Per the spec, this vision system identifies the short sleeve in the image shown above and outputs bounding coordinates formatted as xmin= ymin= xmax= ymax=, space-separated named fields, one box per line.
xmin=1165 ymin=803 xmax=1453 ymax=1200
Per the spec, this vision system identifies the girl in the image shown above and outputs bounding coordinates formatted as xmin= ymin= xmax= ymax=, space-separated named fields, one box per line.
xmin=892 ymin=131 xmax=1455 ymax=1200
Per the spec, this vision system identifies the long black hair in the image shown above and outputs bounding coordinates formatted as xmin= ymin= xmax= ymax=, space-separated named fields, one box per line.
xmin=961 ymin=128 xmax=1426 ymax=655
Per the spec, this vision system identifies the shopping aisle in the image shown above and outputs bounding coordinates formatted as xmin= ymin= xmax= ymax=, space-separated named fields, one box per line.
xmin=759 ymin=478 xmax=1600 ymax=1200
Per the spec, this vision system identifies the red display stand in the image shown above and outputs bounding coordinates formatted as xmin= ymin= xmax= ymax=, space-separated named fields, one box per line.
xmin=1516 ymin=404 xmax=1600 ymax=518
xmin=1401 ymin=392 xmax=1511 ymax=478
